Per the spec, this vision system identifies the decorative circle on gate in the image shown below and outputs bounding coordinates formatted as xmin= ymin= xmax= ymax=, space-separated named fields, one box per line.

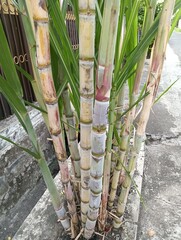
xmin=13 ymin=54 xmax=28 ymax=65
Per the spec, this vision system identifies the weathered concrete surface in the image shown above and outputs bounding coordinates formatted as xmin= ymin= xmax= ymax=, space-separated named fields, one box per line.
xmin=119 ymin=142 xmax=145 ymax=240
xmin=137 ymin=32 xmax=181 ymax=240
xmin=0 ymin=108 xmax=58 ymax=239
xmin=13 ymin=174 xmax=67 ymax=240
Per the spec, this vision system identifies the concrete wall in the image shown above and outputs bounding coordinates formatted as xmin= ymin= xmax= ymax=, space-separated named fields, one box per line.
xmin=0 ymin=108 xmax=58 ymax=217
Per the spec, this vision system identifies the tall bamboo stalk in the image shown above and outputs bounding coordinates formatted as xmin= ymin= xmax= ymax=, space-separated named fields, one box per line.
xmin=58 ymin=61 xmax=81 ymax=179
xmin=18 ymin=0 xmax=49 ymax=128
xmin=79 ymin=0 xmax=95 ymax=227
xmin=108 ymin=0 xmax=138 ymax=208
xmin=114 ymin=0 xmax=176 ymax=228
xmin=84 ymin=1 xmax=120 ymax=238
xmin=30 ymin=1 xmax=78 ymax=237
xmin=37 ymin=153 xmax=70 ymax=231
xmin=62 ymin=86 xmax=81 ymax=177
xmin=110 ymin=15 xmax=126 ymax=176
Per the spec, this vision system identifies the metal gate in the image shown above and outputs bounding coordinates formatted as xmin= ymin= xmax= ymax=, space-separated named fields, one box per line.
xmin=0 ymin=1 xmax=78 ymax=120
xmin=0 ymin=0 xmax=35 ymax=120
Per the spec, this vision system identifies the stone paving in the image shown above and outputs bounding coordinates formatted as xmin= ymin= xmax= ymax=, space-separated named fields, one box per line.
xmin=137 ymin=32 xmax=181 ymax=240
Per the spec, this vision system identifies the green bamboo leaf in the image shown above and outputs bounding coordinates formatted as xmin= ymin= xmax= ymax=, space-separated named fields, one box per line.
xmin=115 ymin=16 xmax=159 ymax=94
xmin=170 ymin=8 xmax=181 ymax=37
xmin=16 ymin=65 xmax=34 ymax=82
xmin=47 ymin=1 xmax=80 ymax=116
xmin=96 ymin=0 xmax=103 ymax=25
xmin=68 ymin=0 xmax=79 ymax=30
xmin=57 ymin=79 xmax=68 ymax=99
xmin=47 ymin=0 xmax=78 ymax=76
xmin=61 ymin=0 xmax=68 ymax=18
xmin=24 ymin=100 xmax=47 ymax=114
xmin=0 ymin=135 xmax=40 ymax=159
xmin=114 ymin=0 xmax=141 ymax=76
xmin=61 ymin=119 xmax=79 ymax=132
xmin=0 ymin=21 xmax=22 ymax=97
xmin=116 ymin=91 xmax=149 ymax=121
xmin=154 ymin=79 xmax=179 ymax=104
xmin=115 ymin=0 xmax=180 ymax=94
xmin=113 ymin=126 xmax=121 ymax=146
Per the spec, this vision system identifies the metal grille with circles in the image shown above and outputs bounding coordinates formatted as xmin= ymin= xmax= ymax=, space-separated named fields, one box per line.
xmin=0 ymin=1 xmax=78 ymax=120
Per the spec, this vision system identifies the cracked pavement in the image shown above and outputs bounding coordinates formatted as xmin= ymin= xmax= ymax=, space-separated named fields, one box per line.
xmin=137 ymin=32 xmax=181 ymax=240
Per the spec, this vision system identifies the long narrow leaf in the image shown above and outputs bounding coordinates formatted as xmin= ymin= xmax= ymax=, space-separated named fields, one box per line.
xmin=24 ymin=100 xmax=47 ymax=114
xmin=0 ymin=135 xmax=40 ymax=159
xmin=154 ymin=79 xmax=179 ymax=104
xmin=16 ymin=65 xmax=34 ymax=82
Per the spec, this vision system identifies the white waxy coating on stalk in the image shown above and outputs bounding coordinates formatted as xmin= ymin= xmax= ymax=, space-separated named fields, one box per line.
xmin=93 ymin=100 xmax=109 ymax=126
xmin=80 ymin=148 xmax=91 ymax=169
xmin=91 ymin=156 xmax=104 ymax=178
xmin=81 ymin=169 xmax=91 ymax=188
xmin=80 ymin=97 xmax=93 ymax=123
xmin=80 ymin=124 xmax=92 ymax=149
xmin=81 ymin=187 xmax=90 ymax=203
xmin=97 ymin=65 xmax=105 ymax=89
xmin=79 ymin=0 xmax=95 ymax=11
xmin=89 ymin=176 xmax=102 ymax=194
xmin=92 ymin=131 xmax=106 ymax=155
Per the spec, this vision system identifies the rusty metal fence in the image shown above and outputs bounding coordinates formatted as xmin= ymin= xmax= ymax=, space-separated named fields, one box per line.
xmin=0 ymin=1 xmax=78 ymax=120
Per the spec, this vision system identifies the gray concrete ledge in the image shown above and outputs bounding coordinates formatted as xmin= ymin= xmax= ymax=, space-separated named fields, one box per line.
xmin=13 ymin=174 xmax=65 ymax=240
xmin=121 ymin=142 xmax=145 ymax=240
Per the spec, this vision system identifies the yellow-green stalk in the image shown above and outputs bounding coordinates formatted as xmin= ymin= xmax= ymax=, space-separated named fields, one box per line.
xmin=110 ymin=14 xmax=126 ymax=175
xmin=114 ymin=0 xmax=176 ymax=228
xmin=84 ymin=1 xmax=120 ymax=238
xmin=108 ymin=0 xmax=157 ymax=208
xmin=30 ymin=1 xmax=78 ymax=237
xmin=108 ymin=0 xmax=139 ymax=208
xmin=79 ymin=0 xmax=95 ymax=227
xmin=58 ymin=62 xmax=81 ymax=179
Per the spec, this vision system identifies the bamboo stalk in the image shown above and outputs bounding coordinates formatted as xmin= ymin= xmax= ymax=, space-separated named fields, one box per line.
xmin=84 ymin=1 xmax=120 ymax=238
xmin=115 ymin=0 xmax=157 ymax=188
xmin=30 ymin=1 xmax=78 ymax=237
xmin=18 ymin=0 xmax=49 ymax=128
xmin=58 ymin=61 xmax=80 ymax=179
xmin=114 ymin=0 xmax=176 ymax=228
xmin=110 ymin=16 xmax=126 ymax=175
xmin=131 ymin=0 xmax=157 ymax=117
xmin=37 ymin=154 xmax=70 ymax=231
xmin=108 ymin=0 xmax=157 ymax=208
xmin=108 ymin=0 xmax=139 ymax=208
xmin=79 ymin=0 xmax=95 ymax=227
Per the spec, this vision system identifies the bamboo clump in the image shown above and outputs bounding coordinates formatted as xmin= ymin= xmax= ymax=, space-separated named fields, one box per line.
xmin=9 ymin=0 xmax=178 ymax=239
xmin=113 ymin=0 xmax=176 ymax=228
